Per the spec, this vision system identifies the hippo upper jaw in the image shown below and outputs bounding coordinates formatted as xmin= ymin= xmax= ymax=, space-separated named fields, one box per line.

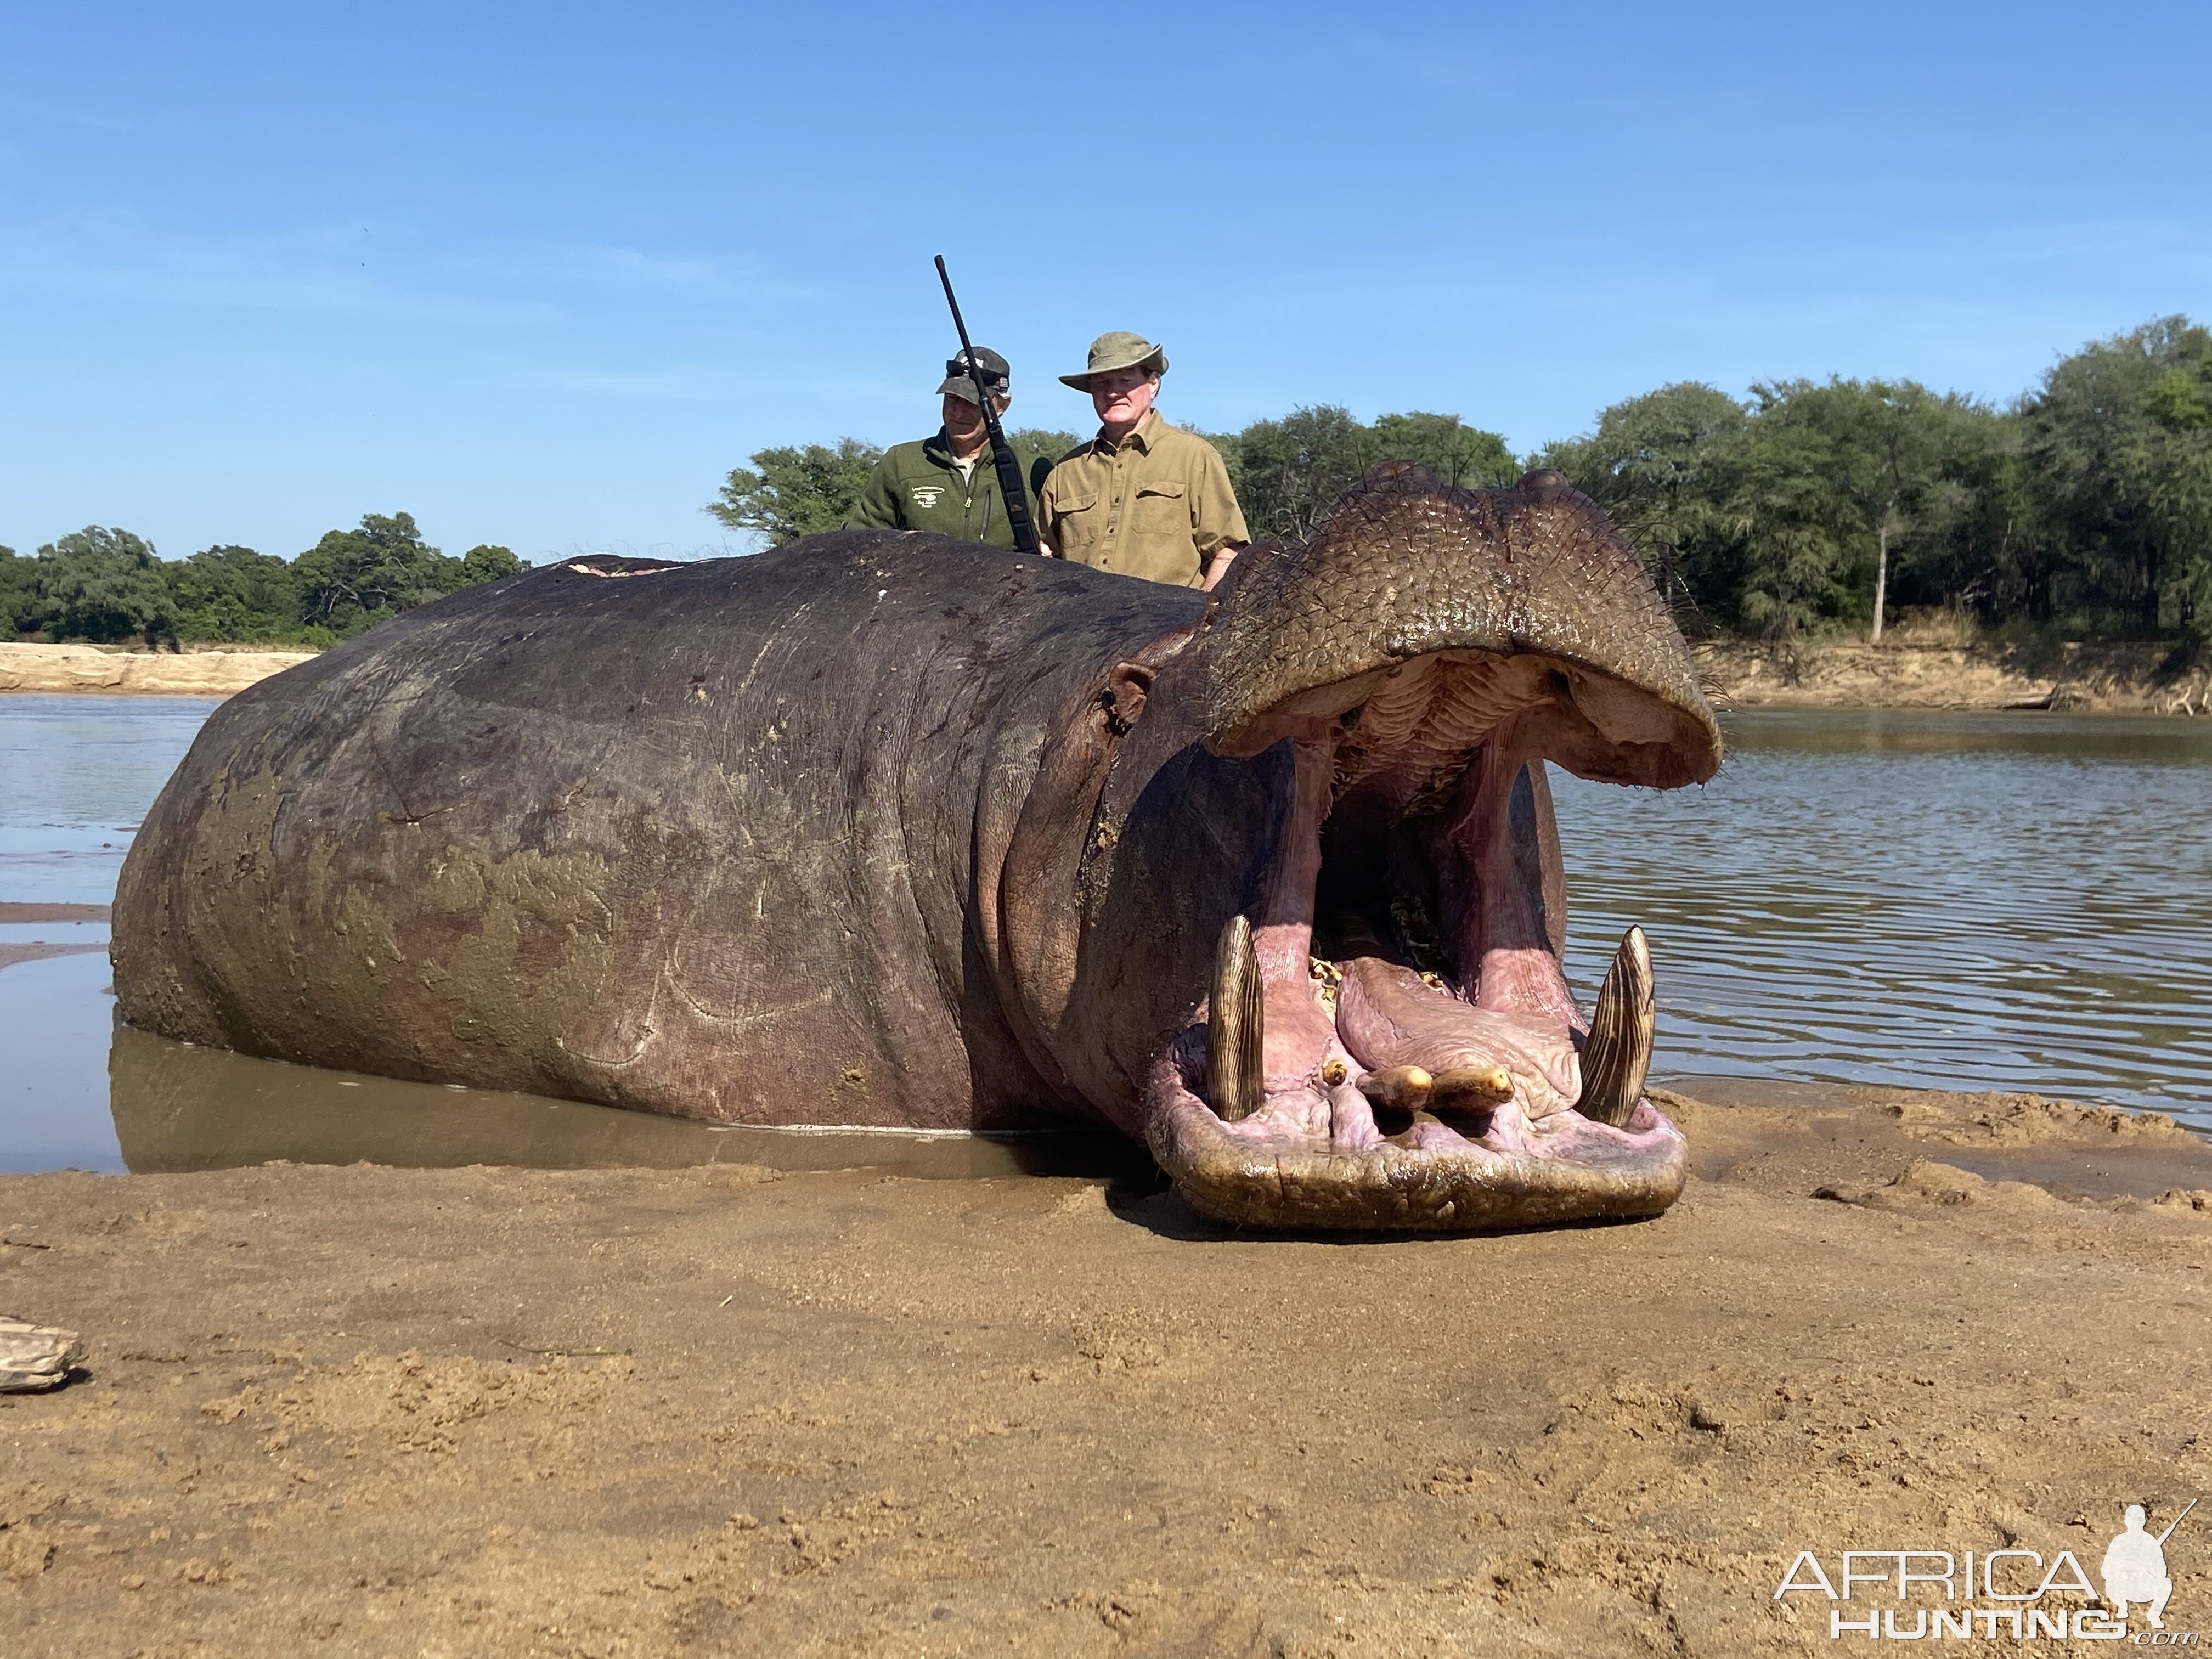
xmin=1113 ymin=470 xmax=1720 ymax=1233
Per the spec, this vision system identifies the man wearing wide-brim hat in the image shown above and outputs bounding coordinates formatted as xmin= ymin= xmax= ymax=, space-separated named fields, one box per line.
xmin=844 ymin=346 xmax=1041 ymax=550
xmin=1036 ymin=331 xmax=1249 ymax=589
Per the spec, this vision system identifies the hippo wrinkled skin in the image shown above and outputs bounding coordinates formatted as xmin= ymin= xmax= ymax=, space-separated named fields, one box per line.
xmin=114 ymin=469 xmax=1722 ymax=1231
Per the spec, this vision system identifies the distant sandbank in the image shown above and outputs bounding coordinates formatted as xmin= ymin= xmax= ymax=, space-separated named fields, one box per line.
xmin=0 ymin=641 xmax=317 ymax=697
xmin=4 ymin=636 xmax=2205 ymax=714
xmin=1697 ymin=637 xmax=2206 ymax=714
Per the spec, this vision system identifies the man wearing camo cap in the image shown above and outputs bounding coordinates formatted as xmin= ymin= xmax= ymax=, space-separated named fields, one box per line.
xmin=1036 ymin=331 xmax=1249 ymax=589
xmin=844 ymin=346 xmax=1041 ymax=550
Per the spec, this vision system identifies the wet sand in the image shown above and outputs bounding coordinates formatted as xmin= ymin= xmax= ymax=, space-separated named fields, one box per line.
xmin=0 ymin=906 xmax=110 ymax=1019
xmin=5 ymin=1083 xmax=2210 ymax=1656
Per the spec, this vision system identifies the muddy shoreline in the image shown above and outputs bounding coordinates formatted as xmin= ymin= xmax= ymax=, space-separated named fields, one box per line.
xmin=5 ymin=1081 xmax=2209 ymax=1656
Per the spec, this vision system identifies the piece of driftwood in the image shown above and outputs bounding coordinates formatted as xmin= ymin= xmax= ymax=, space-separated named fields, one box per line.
xmin=0 ymin=1317 xmax=83 ymax=1392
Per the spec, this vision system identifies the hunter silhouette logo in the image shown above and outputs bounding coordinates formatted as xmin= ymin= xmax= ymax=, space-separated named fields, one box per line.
xmin=910 ymin=484 xmax=946 ymax=510
xmin=2103 ymin=1499 xmax=2193 ymax=1630
xmin=1774 ymin=1497 xmax=2198 ymax=1640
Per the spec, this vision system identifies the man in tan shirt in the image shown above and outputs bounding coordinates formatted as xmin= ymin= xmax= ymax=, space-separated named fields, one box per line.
xmin=1037 ymin=332 xmax=1249 ymax=589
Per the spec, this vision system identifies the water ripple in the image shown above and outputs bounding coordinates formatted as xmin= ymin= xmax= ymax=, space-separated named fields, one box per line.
xmin=1553 ymin=709 xmax=2212 ymax=1127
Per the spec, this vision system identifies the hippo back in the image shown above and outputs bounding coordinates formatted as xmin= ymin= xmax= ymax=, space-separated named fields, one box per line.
xmin=112 ymin=534 xmax=1199 ymax=1130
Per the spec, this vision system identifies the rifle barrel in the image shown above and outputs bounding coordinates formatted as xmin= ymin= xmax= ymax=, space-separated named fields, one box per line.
xmin=932 ymin=256 xmax=1040 ymax=556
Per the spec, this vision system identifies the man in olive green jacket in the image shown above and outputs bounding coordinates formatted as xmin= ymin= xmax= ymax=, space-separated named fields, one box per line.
xmin=844 ymin=347 xmax=1041 ymax=551
xmin=1036 ymin=332 xmax=1249 ymax=590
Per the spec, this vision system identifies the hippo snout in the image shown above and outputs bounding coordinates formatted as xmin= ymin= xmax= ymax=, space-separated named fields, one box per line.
xmin=1102 ymin=469 xmax=1719 ymax=1231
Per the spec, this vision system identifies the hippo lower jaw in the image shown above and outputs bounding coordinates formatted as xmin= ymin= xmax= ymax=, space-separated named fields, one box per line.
xmin=1147 ymin=1070 xmax=1687 ymax=1233
xmin=1142 ymin=646 xmax=1692 ymax=1232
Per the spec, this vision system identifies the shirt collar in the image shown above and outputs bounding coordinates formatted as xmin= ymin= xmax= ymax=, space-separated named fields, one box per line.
xmin=926 ymin=428 xmax=988 ymax=467
xmin=1096 ymin=409 xmax=1160 ymax=455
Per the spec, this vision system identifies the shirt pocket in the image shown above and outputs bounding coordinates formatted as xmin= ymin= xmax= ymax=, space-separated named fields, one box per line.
xmin=1132 ymin=480 xmax=1187 ymax=533
xmin=1052 ymin=488 xmax=1100 ymax=520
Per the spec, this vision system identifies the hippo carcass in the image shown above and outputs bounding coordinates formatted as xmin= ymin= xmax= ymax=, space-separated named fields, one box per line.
xmin=112 ymin=469 xmax=1722 ymax=1231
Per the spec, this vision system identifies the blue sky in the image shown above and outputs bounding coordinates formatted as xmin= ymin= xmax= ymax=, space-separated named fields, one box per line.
xmin=3 ymin=2 xmax=2206 ymax=565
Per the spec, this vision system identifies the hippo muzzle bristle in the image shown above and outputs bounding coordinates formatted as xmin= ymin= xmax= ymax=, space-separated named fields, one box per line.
xmin=1578 ymin=926 xmax=1656 ymax=1128
xmin=1206 ymin=914 xmax=1266 ymax=1122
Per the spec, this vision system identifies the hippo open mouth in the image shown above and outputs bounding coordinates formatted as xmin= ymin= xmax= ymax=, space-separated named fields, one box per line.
xmin=1137 ymin=472 xmax=1722 ymax=1231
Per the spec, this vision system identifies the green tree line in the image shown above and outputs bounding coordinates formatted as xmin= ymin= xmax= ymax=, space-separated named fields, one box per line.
xmin=706 ymin=415 xmax=1519 ymax=551
xmin=710 ymin=315 xmax=2212 ymax=641
xmin=0 ymin=513 xmax=524 ymax=650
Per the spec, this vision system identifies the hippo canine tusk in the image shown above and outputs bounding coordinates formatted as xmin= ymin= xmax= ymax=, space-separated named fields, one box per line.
xmin=1207 ymin=915 xmax=1266 ymax=1121
xmin=1578 ymin=926 xmax=1655 ymax=1127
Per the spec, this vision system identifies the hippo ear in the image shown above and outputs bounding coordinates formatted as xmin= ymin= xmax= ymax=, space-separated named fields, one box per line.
xmin=1101 ymin=663 xmax=1153 ymax=736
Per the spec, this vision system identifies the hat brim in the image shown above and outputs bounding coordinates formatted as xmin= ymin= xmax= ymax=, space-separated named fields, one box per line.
xmin=1059 ymin=348 xmax=1167 ymax=391
xmin=936 ymin=375 xmax=1005 ymax=404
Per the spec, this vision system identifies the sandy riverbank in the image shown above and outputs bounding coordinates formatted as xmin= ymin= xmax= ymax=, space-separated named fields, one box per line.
xmin=9 ymin=636 xmax=2207 ymax=716
xmin=1696 ymin=637 xmax=2208 ymax=713
xmin=4 ymin=1081 xmax=2209 ymax=1656
xmin=0 ymin=642 xmax=317 ymax=697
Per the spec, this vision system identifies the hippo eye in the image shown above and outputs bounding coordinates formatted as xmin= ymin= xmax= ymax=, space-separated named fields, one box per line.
xmin=1547 ymin=669 xmax=1572 ymax=698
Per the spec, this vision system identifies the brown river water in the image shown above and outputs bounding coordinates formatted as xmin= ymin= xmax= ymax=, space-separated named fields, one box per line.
xmin=3 ymin=693 xmax=2208 ymax=1175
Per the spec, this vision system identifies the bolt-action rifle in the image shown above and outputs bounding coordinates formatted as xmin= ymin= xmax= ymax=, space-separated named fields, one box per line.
xmin=933 ymin=255 xmax=1041 ymax=556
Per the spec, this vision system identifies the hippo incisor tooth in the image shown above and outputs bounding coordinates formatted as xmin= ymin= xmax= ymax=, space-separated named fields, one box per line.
xmin=1207 ymin=914 xmax=1266 ymax=1121
xmin=1578 ymin=925 xmax=1655 ymax=1127
xmin=1356 ymin=1064 xmax=1433 ymax=1111
xmin=1430 ymin=1066 xmax=1514 ymax=1110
